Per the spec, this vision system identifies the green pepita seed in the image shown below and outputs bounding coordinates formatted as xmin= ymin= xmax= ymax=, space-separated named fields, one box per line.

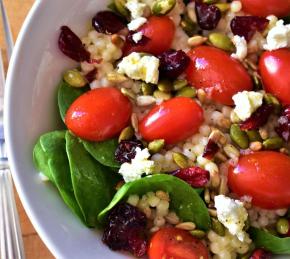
xmin=157 ymin=79 xmax=173 ymax=92
xmin=173 ymin=79 xmax=188 ymax=91
xmin=264 ymin=93 xmax=281 ymax=114
xmin=181 ymin=15 xmax=198 ymax=37
xmin=276 ymin=218 xmax=289 ymax=235
xmin=189 ymin=230 xmax=206 ymax=239
xmin=230 ymin=124 xmax=249 ymax=149
xmin=176 ymin=87 xmax=196 ymax=98
xmin=114 ymin=0 xmax=130 ymax=18
xmin=118 ymin=126 xmax=134 ymax=143
xmin=263 ymin=137 xmax=283 ymax=150
xmin=172 ymin=152 xmax=188 ymax=168
xmin=214 ymin=3 xmax=230 ymax=12
xmin=211 ymin=218 xmax=225 ymax=236
xmin=152 ymin=0 xmax=176 ymax=16
xmin=209 ymin=33 xmax=235 ymax=52
xmin=141 ymin=82 xmax=155 ymax=96
xmin=246 ymin=130 xmax=262 ymax=142
xmin=148 ymin=139 xmax=165 ymax=154
xmin=121 ymin=87 xmax=136 ymax=100
xmin=63 ymin=69 xmax=87 ymax=87
xmin=153 ymin=90 xmax=172 ymax=100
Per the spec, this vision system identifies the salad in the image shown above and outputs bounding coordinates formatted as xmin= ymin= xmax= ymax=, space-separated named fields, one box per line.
xmin=33 ymin=0 xmax=290 ymax=258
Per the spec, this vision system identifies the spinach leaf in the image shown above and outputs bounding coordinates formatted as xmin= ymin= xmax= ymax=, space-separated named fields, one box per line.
xmin=82 ymin=138 xmax=120 ymax=169
xmin=66 ymin=132 xmax=118 ymax=227
xmin=98 ymin=174 xmax=210 ymax=230
xmin=35 ymin=131 xmax=85 ymax=222
xmin=249 ymin=227 xmax=290 ymax=254
xmin=57 ymin=80 xmax=89 ymax=121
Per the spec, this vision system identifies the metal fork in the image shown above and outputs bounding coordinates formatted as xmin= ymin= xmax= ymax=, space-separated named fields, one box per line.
xmin=0 ymin=1 xmax=25 ymax=258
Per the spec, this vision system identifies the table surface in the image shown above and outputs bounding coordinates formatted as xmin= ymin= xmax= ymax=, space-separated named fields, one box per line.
xmin=0 ymin=0 xmax=54 ymax=258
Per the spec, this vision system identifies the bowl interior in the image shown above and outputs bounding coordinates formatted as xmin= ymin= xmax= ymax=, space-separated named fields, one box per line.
xmin=5 ymin=1 xmax=129 ymax=258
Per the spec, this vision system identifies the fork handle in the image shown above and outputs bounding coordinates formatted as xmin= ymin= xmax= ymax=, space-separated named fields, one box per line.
xmin=0 ymin=168 xmax=25 ymax=259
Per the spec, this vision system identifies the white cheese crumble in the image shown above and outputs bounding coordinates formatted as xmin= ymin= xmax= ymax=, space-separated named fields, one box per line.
xmin=132 ymin=32 xmax=143 ymax=43
xmin=232 ymin=91 xmax=263 ymax=121
xmin=117 ymin=52 xmax=160 ymax=84
xmin=125 ymin=0 xmax=147 ymax=19
xmin=231 ymin=35 xmax=248 ymax=61
xmin=118 ymin=148 xmax=155 ymax=182
xmin=263 ymin=20 xmax=290 ymax=51
xmin=128 ymin=17 xmax=147 ymax=31
xmin=215 ymin=195 xmax=250 ymax=242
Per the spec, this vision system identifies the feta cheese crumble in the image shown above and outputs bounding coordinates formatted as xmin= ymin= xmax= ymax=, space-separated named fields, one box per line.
xmin=215 ymin=195 xmax=250 ymax=242
xmin=117 ymin=52 xmax=160 ymax=84
xmin=263 ymin=20 xmax=290 ymax=51
xmin=132 ymin=32 xmax=143 ymax=43
xmin=128 ymin=17 xmax=147 ymax=31
xmin=231 ymin=35 xmax=247 ymax=61
xmin=125 ymin=0 xmax=147 ymax=19
xmin=232 ymin=91 xmax=263 ymax=121
xmin=118 ymin=148 xmax=155 ymax=182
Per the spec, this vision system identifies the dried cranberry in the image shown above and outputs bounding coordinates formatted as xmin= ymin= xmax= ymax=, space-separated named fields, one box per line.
xmin=158 ymin=49 xmax=190 ymax=79
xmin=276 ymin=105 xmax=290 ymax=142
xmin=172 ymin=167 xmax=210 ymax=188
xmin=126 ymin=31 xmax=151 ymax=46
xmin=58 ymin=26 xmax=90 ymax=62
xmin=102 ymin=203 xmax=147 ymax=257
xmin=85 ymin=68 xmax=97 ymax=83
xmin=115 ymin=140 xmax=144 ymax=164
xmin=195 ymin=2 xmax=221 ymax=30
xmin=92 ymin=11 xmax=126 ymax=34
xmin=240 ymin=104 xmax=274 ymax=130
xmin=231 ymin=16 xmax=269 ymax=42
xmin=203 ymin=139 xmax=219 ymax=160
xmin=250 ymin=249 xmax=272 ymax=259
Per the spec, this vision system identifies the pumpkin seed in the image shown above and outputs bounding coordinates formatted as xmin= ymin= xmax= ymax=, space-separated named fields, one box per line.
xmin=264 ymin=93 xmax=281 ymax=114
xmin=176 ymin=87 xmax=196 ymax=98
xmin=114 ymin=0 xmax=130 ymax=18
xmin=230 ymin=124 xmax=249 ymax=149
xmin=263 ymin=137 xmax=283 ymax=150
xmin=118 ymin=126 xmax=134 ymax=142
xmin=276 ymin=218 xmax=289 ymax=235
xmin=181 ymin=15 xmax=198 ymax=37
xmin=246 ymin=130 xmax=262 ymax=142
xmin=141 ymin=82 xmax=155 ymax=96
xmin=172 ymin=152 xmax=188 ymax=168
xmin=189 ymin=229 xmax=206 ymax=239
xmin=215 ymin=3 xmax=230 ymax=12
xmin=209 ymin=33 xmax=235 ymax=52
xmin=173 ymin=79 xmax=188 ymax=91
xmin=63 ymin=69 xmax=87 ymax=87
xmin=187 ymin=35 xmax=208 ymax=47
xmin=211 ymin=218 xmax=225 ymax=236
xmin=153 ymin=90 xmax=172 ymax=100
xmin=148 ymin=139 xmax=165 ymax=154
xmin=121 ymin=87 xmax=136 ymax=100
xmin=157 ymin=79 xmax=173 ymax=92
xmin=152 ymin=0 xmax=176 ymax=16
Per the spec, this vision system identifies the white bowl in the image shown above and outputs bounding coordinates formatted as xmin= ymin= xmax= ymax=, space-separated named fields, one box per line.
xmin=4 ymin=0 xmax=130 ymax=258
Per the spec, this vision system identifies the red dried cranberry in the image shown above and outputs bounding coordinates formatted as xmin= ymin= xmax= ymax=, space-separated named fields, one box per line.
xmin=85 ymin=68 xmax=97 ymax=83
xmin=158 ymin=49 xmax=190 ymax=79
xmin=172 ymin=167 xmax=210 ymax=188
xmin=58 ymin=26 xmax=90 ymax=62
xmin=102 ymin=203 xmax=147 ymax=257
xmin=195 ymin=2 xmax=221 ymax=30
xmin=203 ymin=139 xmax=219 ymax=160
xmin=240 ymin=104 xmax=274 ymax=130
xmin=92 ymin=11 xmax=126 ymax=34
xmin=126 ymin=31 xmax=151 ymax=46
xmin=276 ymin=105 xmax=290 ymax=142
xmin=250 ymin=249 xmax=272 ymax=259
xmin=231 ymin=16 xmax=269 ymax=42
xmin=115 ymin=140 xmax=144 ymax=164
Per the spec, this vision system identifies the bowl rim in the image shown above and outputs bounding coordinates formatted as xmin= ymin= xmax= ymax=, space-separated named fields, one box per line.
xmin=4 ymin=0 xmax=59 ymax=257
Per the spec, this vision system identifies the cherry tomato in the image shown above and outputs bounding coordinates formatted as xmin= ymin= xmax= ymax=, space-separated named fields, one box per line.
xmin=259 ymin=48 xmax=290 ymax=105
xmin=139 ymin=97 xmax=203 ymax=145
xmin=228 ymin=151 xmax=290 ymax=209
xmin=186 ymin=46 xmax=253 ymax=105
xmin=123 ymin=16 xmax=175 ymax=56
xmin=65 ymin=87 xmax=132 ymax=141
xmin=241 ymin=0 xmax=290 ymax=17
xmin=148 ymin=228 xmax=209 ymax=259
